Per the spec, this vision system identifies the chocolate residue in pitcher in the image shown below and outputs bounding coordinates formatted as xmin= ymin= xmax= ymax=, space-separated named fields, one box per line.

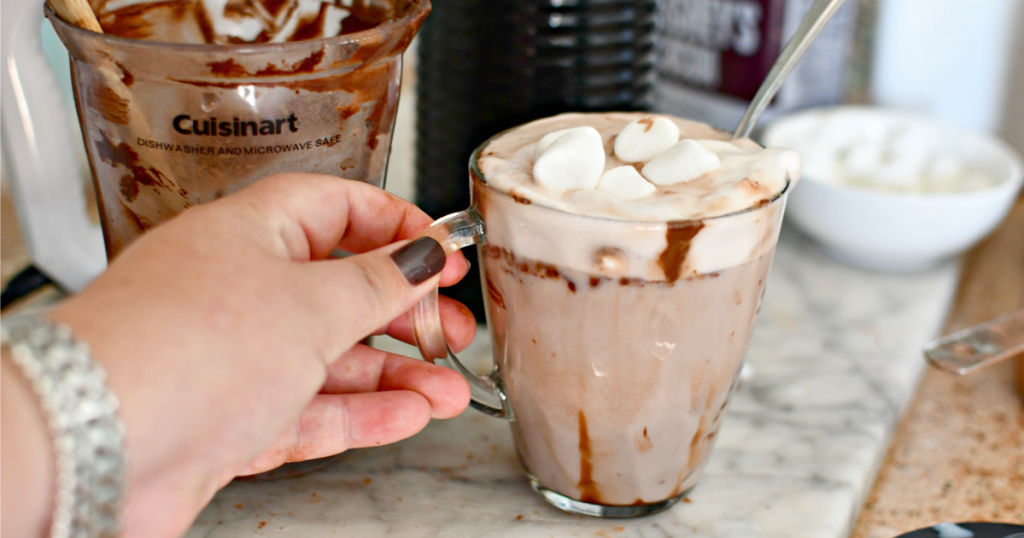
xmin=119 ymin=201 xmax=152 ymax=234
xmin=194 ymin=6 xmax=217 ymax=45
xmin=340 ymin=12 xmax=381 ymax=34
xmin=207 ymin=49 xmax=325 ymax=78
xmin=115 ymin=62 xmax=135 ymax=86
xmin=261 ymin=0 xmax=291 ymax=18
xmin=207 ymin=58 xmax=249 ymax=77
xmin=97 ymin=1 xmax=162 ymax=39
xmin=324 ymin=63 xmax=393 ymax=149
xmin=94 ymin=131 xmax=173 ymax=203
xmin=337 ymin=104 xmax=361 ymax=120
xmin=578 ymin=411 xmax=602 ymax=504
xmin=658 ymin=222 xmax=704 ymax=283
xmin=255 ymin=49 xmax=324 ymax=76
xmin=96 ymin=0 xmax=402 ymax=45
xmin=88 ymin=83 xmax=130 ymax=125
xmin=290 ymin=5 xmax=332 ymax=42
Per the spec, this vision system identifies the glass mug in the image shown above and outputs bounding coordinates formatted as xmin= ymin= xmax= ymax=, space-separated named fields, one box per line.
xmin=411 ymin=135 xmax=790 ymax=517
xmin=45 ymin=0 xmax=428 ymax=258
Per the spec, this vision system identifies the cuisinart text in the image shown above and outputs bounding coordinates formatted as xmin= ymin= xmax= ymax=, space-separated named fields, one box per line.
xmin=172 ymin=114 xmax=299 ymax=136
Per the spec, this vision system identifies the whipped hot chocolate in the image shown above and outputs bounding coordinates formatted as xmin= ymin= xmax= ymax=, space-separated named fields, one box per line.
xmin=471 ymin=112 xmax=799 ymax=509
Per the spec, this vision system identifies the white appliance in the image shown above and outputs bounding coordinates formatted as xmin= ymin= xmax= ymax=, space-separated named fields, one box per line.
xmin=1 ymin=0 xmax=106 ymax=292
xmin=871 ymin=0 xmax=1022 ymax=133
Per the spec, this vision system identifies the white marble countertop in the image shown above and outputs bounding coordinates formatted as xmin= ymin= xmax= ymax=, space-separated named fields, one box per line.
xmin=185 ymin=228 xmax=959 ymax=538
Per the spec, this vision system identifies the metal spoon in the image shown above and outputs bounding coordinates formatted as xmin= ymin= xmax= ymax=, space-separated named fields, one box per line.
xmin=733 ymin=0 xmax=849 ymax=140
xmin=924 ymin=308 xmax=1024 ymax=375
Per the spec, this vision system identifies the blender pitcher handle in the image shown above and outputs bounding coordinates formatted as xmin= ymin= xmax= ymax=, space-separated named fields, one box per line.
xmin=1 ymin=3 xmax=106 ymax=291
xmin=410 ymin=209 xmax=513 ymax=420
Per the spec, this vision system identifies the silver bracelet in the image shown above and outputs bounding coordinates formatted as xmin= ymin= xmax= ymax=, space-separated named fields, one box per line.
xmin=2 ymin=315 xmax=126 ymax=538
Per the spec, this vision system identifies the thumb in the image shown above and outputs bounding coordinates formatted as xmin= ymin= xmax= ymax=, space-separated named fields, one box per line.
xmin=301 ymin=237 xmax=447 ymax=359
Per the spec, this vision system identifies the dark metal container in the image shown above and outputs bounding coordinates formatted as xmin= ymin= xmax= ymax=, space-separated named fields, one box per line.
xmin=415 ymin=0 xmax=656 ymax=318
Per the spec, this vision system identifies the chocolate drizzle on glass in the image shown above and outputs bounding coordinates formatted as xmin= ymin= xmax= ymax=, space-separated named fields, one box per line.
xmin=658 ymin=221 xmax=704 ymax=283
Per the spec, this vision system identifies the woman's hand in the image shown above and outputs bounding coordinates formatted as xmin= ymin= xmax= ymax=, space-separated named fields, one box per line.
xmin=46 ymin=173 xmax=475 ymax=538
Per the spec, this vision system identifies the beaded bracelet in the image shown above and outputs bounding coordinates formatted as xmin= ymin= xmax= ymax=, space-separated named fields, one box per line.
xmin=2 ymin=315 xmax=126 ymax=538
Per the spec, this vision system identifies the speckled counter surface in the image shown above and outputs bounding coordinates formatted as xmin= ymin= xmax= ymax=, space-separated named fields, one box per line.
xmin=850 ymin=197 xmax=1024 ymax=538
xmin=182 ymin=229 xmax=959 ymax=538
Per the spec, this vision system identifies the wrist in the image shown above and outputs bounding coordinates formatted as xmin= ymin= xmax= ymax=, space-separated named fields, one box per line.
xmin=1 ymin=315 xmax=127 ymax=538
xmin=46 ymin=301 xmax=229 ymax=538
xmin=1 ymin=350 xmax=54 ymax=538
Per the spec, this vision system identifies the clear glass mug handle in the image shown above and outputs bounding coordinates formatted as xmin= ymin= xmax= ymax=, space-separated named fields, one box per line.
xmin=410 ymin=209 xmax=513 ymax=419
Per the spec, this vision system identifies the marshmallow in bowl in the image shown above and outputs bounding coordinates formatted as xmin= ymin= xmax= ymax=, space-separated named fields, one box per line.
xmin=613 ymin=116 xmax=680 ymax=163
xmin=777 ymin=111 xmax=1002 ymax=193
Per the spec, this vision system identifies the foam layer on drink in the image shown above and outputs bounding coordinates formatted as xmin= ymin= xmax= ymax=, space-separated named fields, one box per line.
xmin=479 ymin=113 xmax=800 ymax=221
xmin=475 ymin=113 xmax=799 ymax=278
xmin=90 ymin=0 xmax=410 ymax=44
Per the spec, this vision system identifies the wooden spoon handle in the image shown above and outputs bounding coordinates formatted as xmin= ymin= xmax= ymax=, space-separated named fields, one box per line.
xmin=49 ymin=0 xmax=103 ymax=33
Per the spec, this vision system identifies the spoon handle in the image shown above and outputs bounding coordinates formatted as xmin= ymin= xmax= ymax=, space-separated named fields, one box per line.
xmin=924 ymin=308 xmax=1024 ymax=375
xmin=732 ymin=0 xmax=848 ymax=140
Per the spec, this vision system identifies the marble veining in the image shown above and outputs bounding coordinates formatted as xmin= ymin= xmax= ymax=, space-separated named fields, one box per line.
xmin=185 ymin=227 xmax=959 ymax=538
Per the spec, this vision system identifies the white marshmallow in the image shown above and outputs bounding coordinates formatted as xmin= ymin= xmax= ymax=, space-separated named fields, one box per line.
xmin=596 ymin=166 xmax=657 ymax=200
xmin=696 ymin=139 xmax=743 ymax=153
xmin=535 ymin=127 xmax=603 ymax=159
xmin=926 ymin=154 xmax=963 ymax=180
xmin=641 ymin=139 xmax=721 ymax=185
xmin=613 ymin=117 xmax=680 ymax=163
xmin=874 ymin=160 xmax=921 ymax=189
xmin=960 ymin=173 xmax=997 ymax=190
xmin=842 ymin=141 xmax=884 ymax=177
xmin=533 ymin=129 xmax=606 ymax=191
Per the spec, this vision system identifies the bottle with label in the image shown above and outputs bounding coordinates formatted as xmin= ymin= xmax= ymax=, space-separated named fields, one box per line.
xmin=415 ymin=0 xmax=657 ymax=318
xmin=653 ymin=0 xmax=861 ymax=131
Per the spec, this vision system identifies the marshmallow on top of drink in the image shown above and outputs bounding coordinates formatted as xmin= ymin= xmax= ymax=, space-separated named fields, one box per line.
xmin=480 ymin=112 xmax=800 ymax=222
xmin=476 ymin=113 xmax=801 ymax=279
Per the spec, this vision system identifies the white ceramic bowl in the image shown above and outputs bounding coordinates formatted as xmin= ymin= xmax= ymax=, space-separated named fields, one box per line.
xmin=763 ymin=106 xmax=1024 ymax=271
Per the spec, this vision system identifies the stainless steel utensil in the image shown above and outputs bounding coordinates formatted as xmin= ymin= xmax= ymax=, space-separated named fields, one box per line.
xmin=732 ymin=0 xmax=848 ymax=140
xmin=924 ymin=308 xmax=1024 ymax=375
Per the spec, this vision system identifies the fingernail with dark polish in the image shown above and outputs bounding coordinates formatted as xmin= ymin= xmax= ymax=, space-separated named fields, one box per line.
xmin=391 ymin=237 xmax=446 ymax=285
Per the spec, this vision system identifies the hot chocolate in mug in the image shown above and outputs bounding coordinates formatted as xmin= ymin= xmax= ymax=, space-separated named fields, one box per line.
xmin=410 ymin=118 xmax=793 ymax=518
